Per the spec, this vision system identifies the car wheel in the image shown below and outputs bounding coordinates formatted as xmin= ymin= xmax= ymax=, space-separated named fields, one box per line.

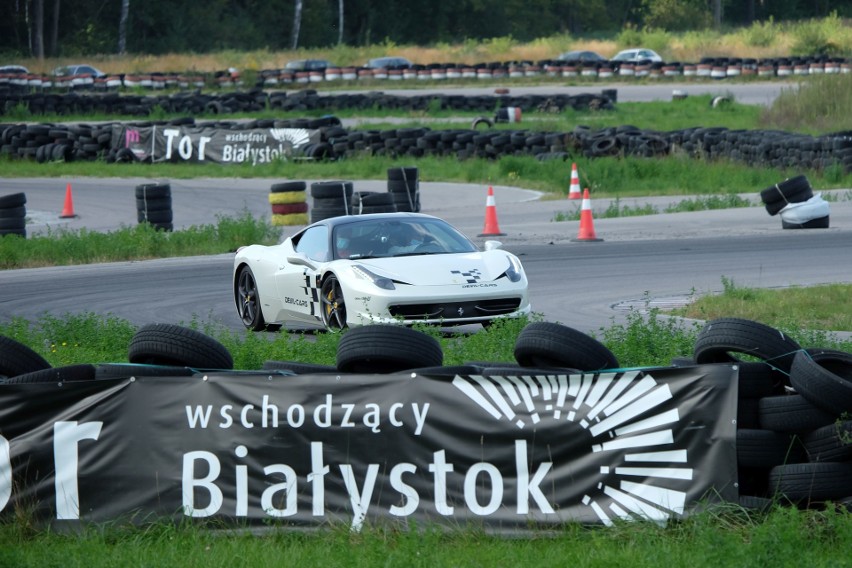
xmin=321 ymin=275 xmax=347 ymax=331
xmin=236 ymin=266 xmax=268 ymax=332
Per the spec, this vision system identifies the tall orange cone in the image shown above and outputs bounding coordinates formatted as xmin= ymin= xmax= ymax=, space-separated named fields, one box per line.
xmin=568 ymin=163 xmax=582 ymax=200
xmin=60 ymin=183 xmax=77 ymax=218
xmin=571 ymin=188 xmax=603 ymax=242
xmin=478 ymin=186 xmax=506 ymax=236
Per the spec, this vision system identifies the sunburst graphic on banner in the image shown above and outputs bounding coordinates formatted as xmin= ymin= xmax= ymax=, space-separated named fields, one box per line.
xmin=452 ymin=370 xmax=691 ymax=526
xmin=268 ymin=128 xmax=312 ymax=147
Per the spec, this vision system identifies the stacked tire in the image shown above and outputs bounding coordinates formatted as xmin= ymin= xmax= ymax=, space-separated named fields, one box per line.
xmin=0 ymin=192 xmax=27 ymax=238
xmin=269 ymin=181 xmax=308 ymax=226
xmin=351 ymin=191 xmax=397 ymax=215
xmin=759 ymin=175 xmax=829 ymax=229
xmin=387 ymin=167 xmax=420 ymax=212
xmin=136 ymin=183 xmax=173 ymax=231
xmin=310 ymin=181 xmax=353 ymax=223
xmin=690 ymin=317 xmax=852 ymax=508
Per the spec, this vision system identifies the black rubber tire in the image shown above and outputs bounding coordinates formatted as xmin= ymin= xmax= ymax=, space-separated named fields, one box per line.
xmin=737 ymin=428 xmax=808 ymax=468
xmin=320 ymin=275 xmax=347 ymax=331
xmin=0 ymin=335 xmax=52 ymax=379
xmin=513 ymin=322 xmax=619 ymax=371
xmin=270 ymin=181 xmax=307 ymax=193
xmin=759 ymin=175 xmax=811 ymax=210
xmin=781 ymin=215 xmax=829 ymax=229
xmin=803 ymin=421 xmax=852 ymax=463
xmin=737 ymin=397 xmax=761 ymax=429
xmin=387 ymin=166 xmax=419 ymax=182
xmin=0 ymin=206 xmax=26 ymax=218
xmin=738 ymin=495 xmax=774 ymax=513
xmin=5 ymin=364 xmax=96 ymax=384
xmin=128 ymin=323 xmax=234 ymax=370
xmin=336 ymin=325 xmax=443 ymax=373
xmin=758 ymin=394 xmax=838 ymax=433
xmin=310 ymin=181 xmax=353 ymax=199
xmin=0 ymin=217 xmax=26 ymax=230
xmin=235 ymin=265 xmax=269 ymax=332
xmin=94 ymin=363 xmax=197 ymax=379
xmin=135 ymin=183 xmax=171 ymax=199
xmin=693 ymin=317 xmax=802 ymax=373
xmin=135 ymin=197 xmax=172 ymax=211
xmin=138 ymin=209 xmax=173 ymax=224
xmin=0 ymin=192 xmax=26 ymax=208
xmin=261 ymin=360 xmax=338 ymax=374
xmin=737 ymin=361 xmax=788 ymax=398
xmin=769 ymin=462 xmax=852 ymax=503
xmin=789 ymin=349 xmax=852 ymax=416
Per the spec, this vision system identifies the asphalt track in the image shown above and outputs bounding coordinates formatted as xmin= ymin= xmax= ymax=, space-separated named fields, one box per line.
xmin=2 ymin=177 xmax=851 ymax=336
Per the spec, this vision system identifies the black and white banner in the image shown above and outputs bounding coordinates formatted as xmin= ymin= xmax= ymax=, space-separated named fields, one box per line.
xmin=110 ymin=124 xmax=319 ymax=165
xmin=0 ymin=365 xmax=738 ymax=531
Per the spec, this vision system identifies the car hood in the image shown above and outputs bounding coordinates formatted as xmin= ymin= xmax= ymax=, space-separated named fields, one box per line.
xmin=351 ymin=251 xmax=516 ymax=285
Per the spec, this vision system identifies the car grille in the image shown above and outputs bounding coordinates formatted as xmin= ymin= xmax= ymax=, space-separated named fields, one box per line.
xmin=389 ymin=298 xmax=522 ymax=320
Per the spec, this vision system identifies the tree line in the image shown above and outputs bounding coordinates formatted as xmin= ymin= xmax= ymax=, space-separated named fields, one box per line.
xmin=1 ymin=0 xmax=849 ymax=58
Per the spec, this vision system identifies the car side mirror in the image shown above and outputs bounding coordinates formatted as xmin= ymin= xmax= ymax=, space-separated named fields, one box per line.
xmin=287 ymin=254 xmax=317 ymax=270
xmin=484 ymin=240 xmax=503 ymax=251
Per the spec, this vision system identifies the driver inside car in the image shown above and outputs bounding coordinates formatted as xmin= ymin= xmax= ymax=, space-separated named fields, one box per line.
xmin=387 ymin=223 xmax=425 ymax=255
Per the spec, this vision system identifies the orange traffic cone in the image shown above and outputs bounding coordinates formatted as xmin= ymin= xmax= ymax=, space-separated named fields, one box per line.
xmin=568 ymin=163 xmax=582 ymax=200
xmin=571 ymin=188 xmax=603 ymax=242
xmin=60 ymin=183 xmax=77 ymax=218
xmin=478 ymin=186 xmax=506 ymax=236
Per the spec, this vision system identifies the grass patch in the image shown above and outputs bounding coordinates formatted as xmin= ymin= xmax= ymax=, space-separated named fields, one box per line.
xmin=0 ymin=210 xmax=279 ymax=269
xmin=671 ymin=277 xmax=852 ymax=333
xmin=551 ymin=193 xmax=757 ymax=222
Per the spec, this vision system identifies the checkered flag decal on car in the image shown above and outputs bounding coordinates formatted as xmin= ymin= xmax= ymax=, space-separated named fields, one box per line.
xmin=451 ymin=269 xmax=482 ymax=283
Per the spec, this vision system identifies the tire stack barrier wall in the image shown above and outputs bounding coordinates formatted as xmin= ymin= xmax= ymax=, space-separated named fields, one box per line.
xmin=309 ymin=180 xmax=354 ymax=223
xmin=759 ymin=174 xmax=830 ymax=229
xmin=687 ymin=317 xmax=852 ymax=508
xmin=0 ymin=192 xmax=27 ymax=238
xmin=387 ymin=166 xmax=420 ymax=212
xmin=135 ymin=183 xmax=173 ymax=231
xmin=3 ymin=117 xmax=852 ymax=177
xmin=268 ymin=181 xmax=308 ymax=226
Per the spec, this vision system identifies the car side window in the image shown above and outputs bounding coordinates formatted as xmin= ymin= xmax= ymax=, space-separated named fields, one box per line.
xmin=294 ymin=226 xmax=330 ymax=262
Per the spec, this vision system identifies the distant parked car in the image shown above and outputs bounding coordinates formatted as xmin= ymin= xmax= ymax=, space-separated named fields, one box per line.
xmin=611 ymin=48 xmax=663 ymax=63
xmin=556 ymin=50 xmax=606 ymax=62
xmin=365 ymin=56 xmax=412 ymax=69
xmin=54 ymin=64 xmax=106 ymax=77
xmin=284 ymin=59 xmax=334 ymax=71
xmin=0 ymin=65 xmax=29 ymax=74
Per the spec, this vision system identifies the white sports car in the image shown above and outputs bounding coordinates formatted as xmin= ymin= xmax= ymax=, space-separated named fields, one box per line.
xmin=233 ymin=212 xmax=531 ymax=331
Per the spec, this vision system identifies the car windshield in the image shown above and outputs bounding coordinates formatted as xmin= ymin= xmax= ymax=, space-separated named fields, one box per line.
xmin=333 ymin=218 xmax=477 ymax=260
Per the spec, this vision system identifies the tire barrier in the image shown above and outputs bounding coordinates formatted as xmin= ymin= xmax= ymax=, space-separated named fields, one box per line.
xmin=2 ymin=317 xmax=851 ymax=507
xmin=387 ymin=166 xmax=420 ymax=212
xmin=0 ymin=88 xmax=614 ymax=121
xmin=5 ymin=117 xmax=852 ymax=176
xmin=0 ymin=54 xmax=848 ymax=96
xmin=269 ymin=181 xmax=308 ymax=226
xmin=0 ymin=191 xmax=27 ymax=239
xmin=759 ymin=174 xmax=830 ymax=229
xmin=690 ymin=317 xmax=852 ymax=508
xmin=135 ymin=183 xmax=173 ymax=232
xmin=309 ymin=180 xmax=354 ymax=223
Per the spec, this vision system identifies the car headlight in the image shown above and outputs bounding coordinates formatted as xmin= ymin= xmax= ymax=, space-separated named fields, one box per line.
xmin=351 ymin=264 xmax=395 ymax=290
xmin=504 ymin=256 xmax=524 ymax=283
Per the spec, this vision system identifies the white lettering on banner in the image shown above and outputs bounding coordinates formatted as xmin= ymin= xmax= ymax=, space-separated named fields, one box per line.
xmin=162 ymin=128 xmax=211 ymax=161
xmin=180 ymin=441 xmax=554 ymax=527
xmin=221 ymin=143 xmax=288 ymax=165
xmin=184 ymin=395 xmax=431 ymax=436
xmin=54 ymin=421 xmax=103 ymax=520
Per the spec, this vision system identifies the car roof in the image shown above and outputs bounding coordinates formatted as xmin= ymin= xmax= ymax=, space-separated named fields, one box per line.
xmin=0 ymin=65 xmax=28 ymax=74
xmin=318 ymin=212 xmax=438 ymax=230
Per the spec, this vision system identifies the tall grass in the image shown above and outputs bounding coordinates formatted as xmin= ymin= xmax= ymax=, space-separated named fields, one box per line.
xmin=0 ymin=211 xmax=279 ymax=269
xmin=760 ymin=72 xmax=852 ymax=133
xmin=13 ymin=16 xmax=852 ymax=76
